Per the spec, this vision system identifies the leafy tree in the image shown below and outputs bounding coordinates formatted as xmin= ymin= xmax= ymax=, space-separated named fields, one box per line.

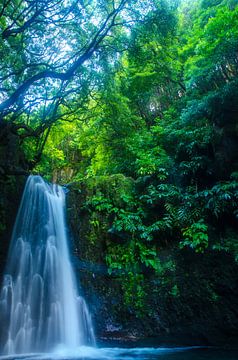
xmin=2 ymin=0 xmax=238 ymax=310
xmin=0 ymin=0 xmax=161 ymax=174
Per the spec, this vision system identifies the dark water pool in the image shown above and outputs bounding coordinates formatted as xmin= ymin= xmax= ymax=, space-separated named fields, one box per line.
xmin=0 ymin=346 xmax=237 ymax=360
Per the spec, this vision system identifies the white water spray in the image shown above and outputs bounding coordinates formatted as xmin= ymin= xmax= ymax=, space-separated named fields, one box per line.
xmin=0 ymin=175 xmax=95 ymax=355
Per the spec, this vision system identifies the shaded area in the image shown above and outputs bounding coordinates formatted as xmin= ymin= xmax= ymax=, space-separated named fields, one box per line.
xmin=68 ymin=178 xmax=238 ymax=346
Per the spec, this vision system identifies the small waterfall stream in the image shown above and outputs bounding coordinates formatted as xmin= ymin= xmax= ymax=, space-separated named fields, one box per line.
xmin=0 ymin=177 xmax=231 ymax=360
xmin=0 ymin=175 xmax=95 ymax=355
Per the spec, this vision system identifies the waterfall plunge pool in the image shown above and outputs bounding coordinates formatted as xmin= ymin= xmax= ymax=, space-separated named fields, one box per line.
xmin=0 ymin=176 xmax=237 ymax=360
xmin=0 ymin=346 xmax=237 ymax=360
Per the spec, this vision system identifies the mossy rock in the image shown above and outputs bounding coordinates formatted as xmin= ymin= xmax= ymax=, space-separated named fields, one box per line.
xmin=70 ymin=174 xmax=135 ymax=207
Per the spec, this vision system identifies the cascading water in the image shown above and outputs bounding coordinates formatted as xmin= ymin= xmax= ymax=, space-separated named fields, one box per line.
xmin=0 ymin=177 xmax=226 ymax=360
xmin=0 ymin=175 xmax=95 ymax=355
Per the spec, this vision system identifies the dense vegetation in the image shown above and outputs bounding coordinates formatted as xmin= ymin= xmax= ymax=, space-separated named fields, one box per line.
xmin=1 ymin=0 xmax=238 ymax=319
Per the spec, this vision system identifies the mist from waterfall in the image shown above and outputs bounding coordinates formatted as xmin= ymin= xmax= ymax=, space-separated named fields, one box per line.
xmin=0 ymin=175 xmax=95 ymax=355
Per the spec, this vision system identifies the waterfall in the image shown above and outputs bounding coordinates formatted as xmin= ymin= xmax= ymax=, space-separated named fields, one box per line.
xmin=0 ymin=175 xmax=95 ymax=355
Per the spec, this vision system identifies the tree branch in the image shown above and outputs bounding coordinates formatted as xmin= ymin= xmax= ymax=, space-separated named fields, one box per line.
xmin=0 ymin=0 xmax=128 ymax=117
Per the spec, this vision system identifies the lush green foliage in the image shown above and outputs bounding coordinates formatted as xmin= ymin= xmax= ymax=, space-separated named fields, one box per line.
xmin=39 ymin=0 xmax=238 ymax=309
xmin=1 ymin=0 xmax=238 ymax=311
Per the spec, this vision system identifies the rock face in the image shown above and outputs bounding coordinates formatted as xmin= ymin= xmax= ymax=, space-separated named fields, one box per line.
xmin=1 ymin=174 xmax=238 ymax=347
xmin=0 ymin=175 xmax=26 ymax=279
xmin=67 ymin=176 xmax=238 ymax=346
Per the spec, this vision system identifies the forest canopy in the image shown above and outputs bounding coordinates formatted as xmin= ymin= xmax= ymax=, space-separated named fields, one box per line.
xmin=0 ymin=0 xmax=166 ymax=170
xmin=1 ymin=0 xmax=238 ymax=310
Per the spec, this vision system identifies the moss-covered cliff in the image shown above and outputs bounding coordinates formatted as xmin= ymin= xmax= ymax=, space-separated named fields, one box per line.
xmin=0 ymin=175 xmax=26 ymax=278
xmin=67 ymin=174 xmax=238 ymax=346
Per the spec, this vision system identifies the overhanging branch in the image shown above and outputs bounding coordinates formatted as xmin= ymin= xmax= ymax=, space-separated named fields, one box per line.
xmin=0 ymin=0 xmax=129 ymax=118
